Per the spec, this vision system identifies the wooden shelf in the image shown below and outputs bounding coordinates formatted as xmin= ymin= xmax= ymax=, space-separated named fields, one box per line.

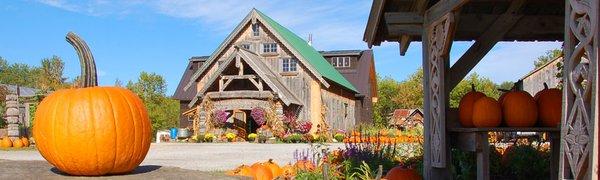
xmin=449 ymin=127 xmax=560 ymax=133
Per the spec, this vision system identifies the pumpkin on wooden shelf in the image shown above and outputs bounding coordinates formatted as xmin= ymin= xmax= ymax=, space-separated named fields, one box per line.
xmin=32 ymin=32 xmax=151 ymax=176
xmin=502 ymin=89 xmax=538 ymax=127
xmin=1 ymin=137 xmax=12 ymax=148
xmin=264 ymin=159 xmax=283 ymax=178
xmin=250 ymin=162 xmax=274 ymax=180
xmin=535 ymin=83 xmax=562 ymax=127
xmin=385 ymin=166 xmax=422 ymax=180
xmin=21 ymin=137 xmax=30 ymax=147
xmin=458 ymin=84 xmax=486 ymax=127
xmin=472 ymin=97 xmax=502 ymax=127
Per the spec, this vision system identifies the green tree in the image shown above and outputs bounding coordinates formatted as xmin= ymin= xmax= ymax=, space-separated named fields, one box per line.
xmin=0 ymin=57 xmax=41 ymax=88
xmin=497 ymin=81 xmax=515 ymax=91
xmin=127 ymin=72 xmax=179 ymax=136
xmin=372 ymin=75 xmax=402 ymax=127
xmin=38 ymin=56 xmax=68 ymax=91
xmin=394 ymin=68 xmax=424 ymax=109
xmin=449 ymin=73 xmax=501 ymax=108
xmin=533 ymin=49 xmax=562 ymax=69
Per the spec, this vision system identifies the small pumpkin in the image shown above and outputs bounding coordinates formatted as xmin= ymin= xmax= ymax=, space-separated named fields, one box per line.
xmin=458 ymin=84 xmax=486 ymax=127
xmin=226 ymin=165 xmax=254 ymax=177
xmin=33 ymin=32 xmax=151 ymax=176
xmin=535 ymin=83 xmax=562 ymax=127
xmin=21 ymin=137 xmax=29 ymax=147
xmin=294 ymin=160 xmax=315 ymax=171
xmin=1 ymin=137 xmax=13 ymax=148
xmin=281 ymin=163 xmax=297 ymax=178
xmin=502 ymin=89 xmax=538 ymax=127
xmin=250 ymin=162 xmax=273 ymax=180
xmin=385 ymin=166 xmax=422 ymax=180
xmin=264 ymin=159 xmax=283 ymax=178
xmin=12 ymin=138 xmax=24 ymax=148
xmin=472 ymin=97 xmax=502 ymax=127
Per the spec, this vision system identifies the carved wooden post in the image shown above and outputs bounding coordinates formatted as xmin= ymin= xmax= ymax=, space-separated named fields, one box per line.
xmin=559 ymin=0 xmax=599 ymax=179
xmin=422 ymin=13 xmax=455 ymax=179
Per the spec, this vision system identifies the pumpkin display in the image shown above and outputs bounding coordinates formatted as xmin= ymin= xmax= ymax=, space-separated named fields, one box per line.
xmin=250 ymin=162 xmax=274 ymax=180
xmin=502 ymin=90 xmax=538 ymax=127
xmin=472 ymin=97 xmax=502 ymax=127
xmin=1 ymin=137 xmax=12 ymax=148
xmin=458 ymin=84 xmax=486 ymax=127
xmin=32 ymin=32 xmax=151 ymax=176
xmin=264 ymin=159 xmax=283 ymax=178
xmin=226 ymin=165 xmax=254 ymax=178
xmin=21 ymin=137 xmax=29 ymax=147
xmin=535 ymin=83 xmax=562 ymax=127
xmin=12 ymin=138 xmax=24 ymax=148
xmin=294 ymin=159 xmax=315 ymax=171
xmin=385 ymin=166 xmax=422 ymax=180
xmin=281 ymin=163 xmax=297 ymax=178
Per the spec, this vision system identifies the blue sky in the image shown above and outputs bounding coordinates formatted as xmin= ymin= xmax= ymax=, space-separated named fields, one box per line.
xmin=0 ymin=0 xmax=561 ymax=95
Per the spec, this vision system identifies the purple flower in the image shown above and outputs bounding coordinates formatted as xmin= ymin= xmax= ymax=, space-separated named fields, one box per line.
xmin=250 ymin=107 xmax=266 ymax=126
xmin=213 ymin=109 xmax=229 ymax=126
xmin=295 ymin=121 xmax=312 ymax=134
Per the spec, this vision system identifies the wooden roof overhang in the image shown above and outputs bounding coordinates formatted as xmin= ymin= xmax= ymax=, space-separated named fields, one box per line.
xmin=364 ymin=0 xmax=564 ymax=55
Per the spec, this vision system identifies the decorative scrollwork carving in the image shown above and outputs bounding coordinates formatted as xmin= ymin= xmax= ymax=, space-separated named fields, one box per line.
xmin=561 ymin=0 xmax=598 ymax=178
xmin=427 ymin=13 xmax=454 ymax=168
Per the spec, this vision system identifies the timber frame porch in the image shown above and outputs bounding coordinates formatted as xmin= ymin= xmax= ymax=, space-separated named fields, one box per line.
xmin=365 ymin=0 xmax=598 ymax=179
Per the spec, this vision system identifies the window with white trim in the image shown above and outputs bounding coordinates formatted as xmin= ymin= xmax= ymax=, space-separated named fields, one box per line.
xmin=252 ymin=24 xmax=260 ymax=36
xmin=330 ymin=57 xmax=351 ymax=67
xmin=282 ymin=58 xmax=298 ymax=72
xmin=241 ymin=44 xmax=251 ymax=50
xmin=263 ymin=43 xmax=277 ymax=53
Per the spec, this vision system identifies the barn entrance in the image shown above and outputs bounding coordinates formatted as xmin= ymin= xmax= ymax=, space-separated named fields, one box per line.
xmin=231 ymin=109 xmax=259 ymax=140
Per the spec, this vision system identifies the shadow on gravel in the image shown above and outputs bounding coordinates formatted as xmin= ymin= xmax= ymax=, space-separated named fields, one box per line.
xmin=50 ymin=165 xmax=162 ymax=176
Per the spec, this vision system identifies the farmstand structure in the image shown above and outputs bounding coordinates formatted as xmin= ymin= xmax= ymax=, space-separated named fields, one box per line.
xmin=364 ymin=0 xmax=598 ymax=179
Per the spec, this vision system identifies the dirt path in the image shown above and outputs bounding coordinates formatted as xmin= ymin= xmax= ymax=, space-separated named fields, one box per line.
xmin=0 ymin=159 xmax=240 ymax=179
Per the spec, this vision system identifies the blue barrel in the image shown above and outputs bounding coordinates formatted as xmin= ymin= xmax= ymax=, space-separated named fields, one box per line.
xmin=170 ymin=128 xmax=178 ymax=139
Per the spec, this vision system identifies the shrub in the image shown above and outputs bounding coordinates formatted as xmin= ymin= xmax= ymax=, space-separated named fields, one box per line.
xmin=247 ymin=133 xmax=258 ymax=142
xmin=334 ymin=133 xmax=345 ymax=143
xmin=213 ymin=109 xmax=228 ymax=126
xmin=286 ymin=133 xmax=303 ymax=143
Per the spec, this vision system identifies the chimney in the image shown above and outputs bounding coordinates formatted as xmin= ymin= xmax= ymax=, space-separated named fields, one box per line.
xmin=308 ymin=34 xmax=313 ymax=46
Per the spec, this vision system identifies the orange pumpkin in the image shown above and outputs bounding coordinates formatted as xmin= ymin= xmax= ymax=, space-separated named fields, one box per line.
xmin=12 ymin=138 xmax=24 ymax=148
xmin=458 ymin=84 xmax=486 ymax=127
xmin=281 ymin=163 xmax=297 ymax=178
xmin=250 ymin=162 xmax=273 ymax=180
xmin=472 ymin=97 xmax=502 ymax=127
xmin=21 ymin=137 xmax=29 ymax=147
xmin=535 ymin=83 xmax=562 ymax=127
xmin=264 ymin=159 xmax=283 ymax=178
xmin=294 ymin=160 xmax=315 ymax=171
xmin=226 ymin=165 xmax=254 ymax=177
xmin=32 ymin=32 xmax=151 ymax=176
xmin=502 ymin=90 xmax=538 ymax=127
xmin=385 ymin=166 xmax=422 ymax=180
xmin=1 ymin=137 xmax=12 ymax=148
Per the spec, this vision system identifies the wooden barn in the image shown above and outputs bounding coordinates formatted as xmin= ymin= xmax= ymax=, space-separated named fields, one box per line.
xmin=519 ymin=55 xmax=563 ymax=95
xmin=174 ymin=9 xmax=377 ymax=135
xmin=389 ymin=109 xmax=424 ymax=130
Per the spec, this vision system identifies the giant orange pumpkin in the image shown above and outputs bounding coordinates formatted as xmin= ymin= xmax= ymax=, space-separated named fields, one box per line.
xmin=32 ymin=32 xmax=151 ymax=176
xmin=472 ymin=97 xmax=502 ymax=127
xmin=502 ymin=90 xmax=538 ymax=127
xmin=385 ymin=166 xmax=421 ymax=180
xmin=1 ymin=137 xmax=12 ymax=148
xmin=535 ymin=83 xmax=562 ymax=127
xmin=458 ymin=84 xmax=486 ymax=127
xmin=250 ymin=162 xmax=274 ymax=180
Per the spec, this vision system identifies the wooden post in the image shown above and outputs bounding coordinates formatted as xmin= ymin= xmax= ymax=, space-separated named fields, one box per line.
xmin=559 ymin=0 xmax=599 ymax=179
xmin=476 ymin=133 xmax=490 ymax=180
xmin=422 ymin=12 xmax=455 ymax=179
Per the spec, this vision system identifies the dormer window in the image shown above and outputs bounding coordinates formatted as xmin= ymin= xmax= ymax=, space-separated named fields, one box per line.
xmin=282 ymin=58 xmax=297 ymax=72
xmin=252 ymin=24 xmax=260 ymax=36
xmin=263 ymin=43 xmax=277 ymax=53
xmin=331 ymin=57 xmax=351 ymax=67
xmin=241 ymin=44 xmax=251 ymax=50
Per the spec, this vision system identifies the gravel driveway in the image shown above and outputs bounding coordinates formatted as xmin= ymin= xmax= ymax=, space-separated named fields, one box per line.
xmin=0 ymin=143 xmax=344 ymax=171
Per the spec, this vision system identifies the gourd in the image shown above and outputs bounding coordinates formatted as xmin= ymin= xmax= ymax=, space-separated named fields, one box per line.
xmin=226 ymin=165 xmax=254 ymax=177
xmin=502 ymin=89 xmax=538 ymax=127
xmin=458 ymin=84 xmax=486 ymax=127
xmin=472 ymin=97 xmax=502 ymax=127
xmin=535 ymin=83 xmax=562 ymax=127
xmin=385 ymin=166 xmax=422 ymax=180
xmin=32 ymin=32 xmax=151 ymax=176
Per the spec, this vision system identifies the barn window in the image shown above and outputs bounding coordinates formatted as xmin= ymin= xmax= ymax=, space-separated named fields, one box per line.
xmin=282 ymin=58 xmax=297 ymax=72
xmin=331 ymin=57 xmax=351 ymax=67
xmin=241 ymin=43 xmax=251 ymax=50
xmin=252 ymin=24 xmax=260 ymax=36
xmin=263 ymin=43 xmax=277 ymax=53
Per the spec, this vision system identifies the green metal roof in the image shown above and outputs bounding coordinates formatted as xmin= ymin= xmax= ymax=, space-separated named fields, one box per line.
xmin=256 ymin=10 xmax=358 ymax=93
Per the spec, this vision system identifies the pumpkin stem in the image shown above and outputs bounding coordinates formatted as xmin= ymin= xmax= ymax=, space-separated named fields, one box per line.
xmin=66 ymin=32 xmax=98 ymax=88
xmin=543 ymin=82 xmax=549 ymax=90
xmin=471 ymin=84 xmax=476 ymax=91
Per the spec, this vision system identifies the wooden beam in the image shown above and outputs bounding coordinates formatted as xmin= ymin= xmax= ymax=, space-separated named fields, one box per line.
xmin=222 ymin=78 xmax=234 ymax=91
xmin=363 ymin=0 xmax=386 ymax=47
xmin=425 ymin=0 xmax=469 ymax=24
xmin=446 ymin=0 xmax=526 ymax=90
xmin=399 ymin=35 xmax=411 ymax=56
xmin=206 ymin=91 xmax=273 ymax=99
xmin=386 ymin=24 xmax=423 ymax=35
xmin=221 ymin=74 xmax=257 ymax=80
xmin=385 ymin=12 xmax=423 ymax=24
